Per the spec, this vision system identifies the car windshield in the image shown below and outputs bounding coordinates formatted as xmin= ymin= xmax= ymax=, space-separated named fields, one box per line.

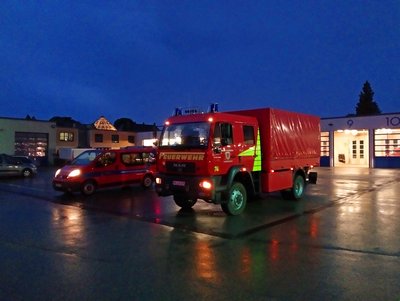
xmin=70 ymin=150 xmax=102 ymax=165
xmin=160 ymin=122 xmax=210 ymax=149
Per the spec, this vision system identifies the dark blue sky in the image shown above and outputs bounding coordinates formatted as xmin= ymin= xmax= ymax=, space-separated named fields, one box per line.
xmin=1 ymin=1 xmax=399 ymax=125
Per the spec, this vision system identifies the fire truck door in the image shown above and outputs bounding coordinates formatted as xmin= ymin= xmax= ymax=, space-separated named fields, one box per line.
xmin=211 ymin=122 xmax=235 ymax=174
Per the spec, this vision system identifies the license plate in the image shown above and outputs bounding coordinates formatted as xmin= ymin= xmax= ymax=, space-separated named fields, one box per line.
xmin=172 ymin=180 xmax=185 ymax=187
xmin=55 ymin=183 xmax=62 ymax=188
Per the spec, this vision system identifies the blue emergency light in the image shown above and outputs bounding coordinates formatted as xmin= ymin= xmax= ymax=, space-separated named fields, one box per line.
xmin=209 ymin=103 xmax=219 ymax=113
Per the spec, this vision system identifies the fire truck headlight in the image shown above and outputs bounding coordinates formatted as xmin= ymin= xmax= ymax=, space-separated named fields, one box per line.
xmin=199 ymin=180 xmax=212 ymax=190
xmin=155 ymin=177 xmax=162 ymax=185
xmin=55 ymin=169 xmax=61 ymax=177
xmin=68 ymin=169 xmax=81 ymax=178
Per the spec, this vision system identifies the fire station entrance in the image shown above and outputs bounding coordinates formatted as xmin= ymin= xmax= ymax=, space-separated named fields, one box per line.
xmin=334 ymin=129 xmax=369 ymax=167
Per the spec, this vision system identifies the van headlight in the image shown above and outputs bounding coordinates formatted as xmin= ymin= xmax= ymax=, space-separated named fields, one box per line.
xmin=68 ymin=169 xmax=81 ymax=178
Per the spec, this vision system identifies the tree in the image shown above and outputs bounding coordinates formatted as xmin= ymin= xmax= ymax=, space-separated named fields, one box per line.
xmin=355 ymin=81 xmax=381 ymax=116
xmin=114 ymin=118 xmax=136 ymax=131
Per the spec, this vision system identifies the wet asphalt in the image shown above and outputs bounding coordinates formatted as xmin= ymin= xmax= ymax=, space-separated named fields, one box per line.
xmin=0 ymin=167 xmax=400 ymax=301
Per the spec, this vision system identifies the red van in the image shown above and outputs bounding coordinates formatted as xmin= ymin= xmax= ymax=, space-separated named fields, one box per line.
xmin=53 ymin=147 xmax=157 ymax=195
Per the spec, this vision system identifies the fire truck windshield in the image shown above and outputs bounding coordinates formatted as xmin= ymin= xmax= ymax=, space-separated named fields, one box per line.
xmin=160 ymin=122 xmax=210 ymax=148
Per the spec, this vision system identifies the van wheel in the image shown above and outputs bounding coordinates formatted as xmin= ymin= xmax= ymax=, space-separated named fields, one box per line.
xmin=22 ymin=168 xmax=33 ymax=177
xmin=221 ymin=182 xmax=247 ymax=216
xmin=81 ymin=181 xmax=96 ymax=196
xmin=173 ymin=195 xmax=197 ymax=209
xmin=281 ymin=174 xmax=305 ymax=200
xmin=142 ymin=174 xmax=154 ymax=189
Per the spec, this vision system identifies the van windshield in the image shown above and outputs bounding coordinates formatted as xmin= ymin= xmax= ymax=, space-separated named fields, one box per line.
xmin=71 ymin=150 xmax=102 ymax=165
xmin=160 ymin=122 xmax=210 ymax=149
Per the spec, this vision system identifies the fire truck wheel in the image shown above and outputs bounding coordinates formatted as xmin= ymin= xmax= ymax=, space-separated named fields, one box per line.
xmin=142 ymin=174 xmax=154 ymax=189
xmin=173 ymin=195 xmax=197 ymax=209
xmin=281 ymin=174 xmax=305 ymax=200
xmin=221 ymin=182 xmax=247 ymax=216
xmin=292 ymin=174 xmax=305 ymax=199
xmin=81 ymin=180 xmax=96 ymax=196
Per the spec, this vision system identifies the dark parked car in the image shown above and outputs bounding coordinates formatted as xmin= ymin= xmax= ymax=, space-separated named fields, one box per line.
xmin=0 ymin=154 xmax=38 ymax=177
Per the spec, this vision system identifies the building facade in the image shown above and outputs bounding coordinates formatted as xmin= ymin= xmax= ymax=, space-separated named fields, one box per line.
xmin=85 ymin=116 xmax=159 ymax=149
xmin=0 ymin=116 xmax=159 ymax=165
xmin=0 ymin=117 xmax=57 ymax=165
xmin=321 ymin=112 xmax=400 ymax=168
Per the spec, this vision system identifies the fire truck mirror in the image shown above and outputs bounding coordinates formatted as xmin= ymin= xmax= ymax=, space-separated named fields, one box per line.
xmin=213 ymin=145 xmax=222 ymax=154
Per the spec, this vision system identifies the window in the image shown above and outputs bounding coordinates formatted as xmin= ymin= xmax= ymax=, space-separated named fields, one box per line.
xmin=3 ymin=155 xmax=16 ymax=164
xmin=112 ymin=135 xmax=119 ymax=143
xmin=128 ymin=135 xmax=135 ymax=143
xmin=59 ymin=132 xmax=74 ymax=142
xmin=121 ymin=153 xmax=144 ymax=166
xmin=214 ymin=123 xmax=233 ymax=146
xmin=374 ymin=129 xmax=400 ymax=156
xmin=320 ymin=132 xmax=329 ymax=156
xmin=160 ymin=122 xmax=210 ymax=147
xmin=71 ymin=150 xmax=101 ymax=165
xmin=359 ymin=140 xmax=364 ymax=159
xmin=97 ymin=152 xmax=116 ymax=167
xmin=95 ymin=134 xmax=103 ymax=143
xmin=352 ymin=141 xmax=357 ymax=159
xmin=142 ymin=151 xmax=156 ymax=164
xmin=243 ymin=126 xmax=255 ymax=145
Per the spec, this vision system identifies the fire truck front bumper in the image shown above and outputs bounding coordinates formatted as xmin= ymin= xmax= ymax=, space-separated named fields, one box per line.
xmin=155 ymin=174 xmax=223 ymax=203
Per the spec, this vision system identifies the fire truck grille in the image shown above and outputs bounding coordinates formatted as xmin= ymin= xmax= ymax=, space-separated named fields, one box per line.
xmin=166 ymin=162 xmax=196 ymax=173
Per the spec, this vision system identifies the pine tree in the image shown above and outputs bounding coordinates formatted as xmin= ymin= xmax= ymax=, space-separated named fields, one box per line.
xmin=355 ymin=81 xmax=381 ymax=116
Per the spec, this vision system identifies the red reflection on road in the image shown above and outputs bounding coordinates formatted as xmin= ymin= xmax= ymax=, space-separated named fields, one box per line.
xmin=195 ymin=240 xmax=219 ymax=283
xmin=240 ymin=246 xmax=251 ymax=276
xmin=269 ymin=239 xmax=280 ymax=261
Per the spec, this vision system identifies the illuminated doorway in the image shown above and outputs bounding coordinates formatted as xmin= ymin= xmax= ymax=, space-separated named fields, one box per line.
xmin=334 ymin=129 xmax=369 ymax=167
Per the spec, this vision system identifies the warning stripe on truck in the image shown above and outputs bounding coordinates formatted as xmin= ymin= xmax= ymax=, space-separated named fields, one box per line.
xmin=238 ymin=129 xmax=262 ymax=172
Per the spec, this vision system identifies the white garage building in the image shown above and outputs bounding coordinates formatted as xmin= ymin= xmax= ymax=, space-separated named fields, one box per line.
xmin=320 ymin=112 xmax=400 ymax=168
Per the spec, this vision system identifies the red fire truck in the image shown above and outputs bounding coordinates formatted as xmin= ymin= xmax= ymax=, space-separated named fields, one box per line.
xmin=155 ymin=105 xmax=320 ymax=215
